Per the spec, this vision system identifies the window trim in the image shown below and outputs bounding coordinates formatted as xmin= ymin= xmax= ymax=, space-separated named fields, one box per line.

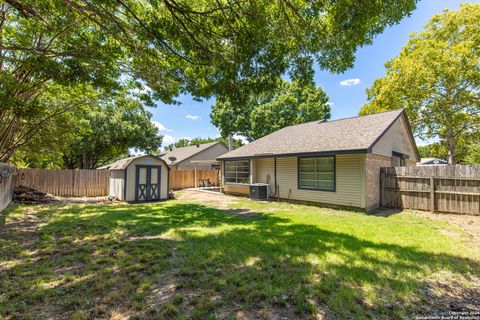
xmin=224 ymin=159 xmax=251 ymax=185
xmin=297 ymin=155 xmax=336 ymax=192
xmin=392 ymin=151 xmax=408 ymax=167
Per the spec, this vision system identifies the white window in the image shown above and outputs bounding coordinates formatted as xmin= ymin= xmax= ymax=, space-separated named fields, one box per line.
xmin=225 ymin=160 xmax=250 ymax=184
xmin=298 ymin=156 xmax=335 ymax=191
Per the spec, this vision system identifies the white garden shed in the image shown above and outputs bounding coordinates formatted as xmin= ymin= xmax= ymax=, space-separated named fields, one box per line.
xmin=100 ymin=155 xmax=170 ymax=202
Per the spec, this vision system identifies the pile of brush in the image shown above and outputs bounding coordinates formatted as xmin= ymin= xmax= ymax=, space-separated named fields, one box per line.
xmin=14 ymin=185 xmax=58 ymax=204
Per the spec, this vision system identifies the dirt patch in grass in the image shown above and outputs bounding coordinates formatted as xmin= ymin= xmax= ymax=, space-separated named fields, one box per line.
xmin=409 ymin=210 xmax=480 ymax=253
xmin=223 ymin=208 xmax=261 ymax=219
xmin=177 ymin=190 xmax=263 ymax=218
xmin=53 ymin=196 xmax=113 ymax=204
xmin=176 ymin=190 xmax=240 ymax=209
xmin=419 ymin=274 xmax=480 ymax=313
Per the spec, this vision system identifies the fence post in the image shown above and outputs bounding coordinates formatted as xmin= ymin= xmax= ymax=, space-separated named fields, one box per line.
xmin=380 ymin=169 xmax=385 ymax=207
xmin=430 ymin=176 xmax=435 ymax=213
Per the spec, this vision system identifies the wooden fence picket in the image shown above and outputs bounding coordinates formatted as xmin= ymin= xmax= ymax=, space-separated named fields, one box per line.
xmin=380 ymin=165 xmax=480 ymax=215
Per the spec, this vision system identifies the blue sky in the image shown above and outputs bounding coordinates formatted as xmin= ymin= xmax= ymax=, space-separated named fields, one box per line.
xmin=148 ymin=0 xmax=477 ymax=146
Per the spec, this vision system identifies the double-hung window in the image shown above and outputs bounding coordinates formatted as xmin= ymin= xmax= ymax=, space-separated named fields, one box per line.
xmin=224 ymin=160 xmax=250 ymax=184
xmin=298 ymin=156 xmax=335 ymax=191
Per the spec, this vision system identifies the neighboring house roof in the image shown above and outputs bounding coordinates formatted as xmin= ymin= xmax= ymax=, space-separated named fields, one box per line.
xmin=419 ymin=158 xmax=448 ymax=165
xmin=98 ymin=154 xmax=169 ymax=170
xmin=161 ymin=141 xmax=226 ymax=166
xmin=218 ymin=109 xmax=419 ymax=160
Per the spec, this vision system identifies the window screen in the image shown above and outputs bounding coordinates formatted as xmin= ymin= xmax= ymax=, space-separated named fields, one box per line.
xmin=299 ymin=157 xmax=335 ymax=191
xmin=225 ymin=160 xmax=250 ymax=184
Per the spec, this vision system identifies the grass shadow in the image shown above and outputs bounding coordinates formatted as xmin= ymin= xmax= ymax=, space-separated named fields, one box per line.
xmin=1 ymin=201 xmax=479 ymax=319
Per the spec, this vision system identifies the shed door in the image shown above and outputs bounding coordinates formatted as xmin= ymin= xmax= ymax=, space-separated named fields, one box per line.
xmin=135 ymin=165 xmax=161 ymax=201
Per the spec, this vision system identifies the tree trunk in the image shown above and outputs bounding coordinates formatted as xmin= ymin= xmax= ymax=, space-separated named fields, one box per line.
xmin=62 ymin=154 xmax=77 ymax=169
xmin=80 ymin=152 xmax=94 ymax=169
xmin=0 ymin=147 xmax=15 ymax=163
xmin=445 ymin=127 xmax=457 ymax=165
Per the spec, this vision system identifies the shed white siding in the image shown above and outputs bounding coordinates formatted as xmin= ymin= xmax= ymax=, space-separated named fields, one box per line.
xmin=109 ymin=170 xmax=125 ymax=200
xmin=371 ymin=116 xmax=418 ymax=161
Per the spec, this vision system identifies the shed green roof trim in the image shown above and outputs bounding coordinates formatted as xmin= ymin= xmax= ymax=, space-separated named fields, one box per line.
xmin=218 ymin=109 xmax=416 ymax=160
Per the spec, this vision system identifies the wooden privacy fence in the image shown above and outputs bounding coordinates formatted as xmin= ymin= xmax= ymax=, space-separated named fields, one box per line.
xmin=380 ymin=165 xmax=480 ymax=215
xmin=169 ymin=168 xmax=219 ymax=190
xmin=0 ymin=163 xmax=17 ymax=212
xmin=15 ymin=168 xmax=218 ymax=197
xmin=17 ymin=169 xmax=110 ymax=197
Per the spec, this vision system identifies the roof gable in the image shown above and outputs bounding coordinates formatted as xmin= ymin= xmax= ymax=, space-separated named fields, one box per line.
xmin=218 ymin=109 xmax=411 ymax=160
xmin=161 ymin=141 xmax=227 ymax=165
xmin=369 ymin=113 xmax=420 ymax=161
xmin=100 ymin=154 xmax=169 ymax=170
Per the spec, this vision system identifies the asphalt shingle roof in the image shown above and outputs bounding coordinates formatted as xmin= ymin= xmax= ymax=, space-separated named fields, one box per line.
xmin=161 ymin=141 xmax=221 ymax=165
xmin=218 ymin=109 xmax=406 ymax=159
xmin=98 ymin=155 xmax=166 ymax=170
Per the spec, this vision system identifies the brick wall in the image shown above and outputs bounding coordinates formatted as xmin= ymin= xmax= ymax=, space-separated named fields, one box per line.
xmin=365 ymin=154 xmax=392 ymax=212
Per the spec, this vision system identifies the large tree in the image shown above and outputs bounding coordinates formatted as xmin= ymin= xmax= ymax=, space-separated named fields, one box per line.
xmin=0 ymin=0 xmax=419 ymax=162
xmin=211 ymin=80 xmax=330 ymax=141
xmin=360 ymin=3 xmax=480 ymax=165
xmin=163 ymin=136 xmax=244 ymax=152
xmin=10 ymin=86 xmax=162 ymax=169
xmin=61 ymin=92 xmax=162 ymax=169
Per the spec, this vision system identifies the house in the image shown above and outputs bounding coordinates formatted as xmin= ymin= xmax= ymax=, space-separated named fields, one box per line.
xmin=161 ymin=141 xmax=228 ymax=170
xmin=101 ymin=154 xmax=170 ymax=202
xmin=417 ymin=158 xmax=448 ymax=166
xmin=217 ymin=109 xmax=419 ymax=212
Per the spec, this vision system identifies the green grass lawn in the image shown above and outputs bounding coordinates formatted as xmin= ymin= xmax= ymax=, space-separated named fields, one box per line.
xmin=1 ymin=192 xmax=479 ymax=319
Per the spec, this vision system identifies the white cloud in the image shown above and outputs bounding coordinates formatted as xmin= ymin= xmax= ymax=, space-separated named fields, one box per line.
xmin=326 ymin=102 xmax=334 ymax=106
xmin=339 ymin=78 xmax=360 ymax=86
xmin=416 ymin=137 xmax=439 ymax=147
xmin=180 ymin=136 xmax=192 ymax=141
xmin=185 ymin=114 xmax=200 ymax=120
xmin=138 ymin=86 xmax=152 ymax=94
xmin=212 ymin=128 xmax=222 ymax=138
xmin=152 ymin=120 xmax=172 ymax=132
xmin=233 ymin=134 xmax=249 ymax=144
xmin=162 ymin=134 xmax=175 ymax=145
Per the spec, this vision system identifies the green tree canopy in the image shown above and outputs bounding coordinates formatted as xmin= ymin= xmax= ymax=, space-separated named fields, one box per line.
xmin=62 ymin=92 xmax=162 ymax=169
xmin=163 ymin=136 xmax=243 ymax=152
xmin=1 ymin=0 xmax=419 ymax=162
xmin=11 ymin=86 xmax=162 ymax=169
xmin=360 ymin=3 xmax=480 ymax=164
xmin=418 ymin=139 xmax=480 ymax=165
xmin=211 ymin=80 xmax=330 ymax=141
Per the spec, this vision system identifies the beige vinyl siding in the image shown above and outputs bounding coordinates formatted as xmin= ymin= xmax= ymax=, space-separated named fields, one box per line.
xmin=254 ymin=158 xmax=275 ymax=196
xmin=109 ymin=170 xmax=125 ymax=200
xmin=125 ymin=157 xmax=169 ymax=201
xmin=371 ymin=116 xmax=417 ymax=161
xmin=223 ymin=183 xmax=249 ymax=195
xmin=175 ymin=143 xmax=228 ymax=170
xmin=276 ymin=155 xmax=365 ymax=208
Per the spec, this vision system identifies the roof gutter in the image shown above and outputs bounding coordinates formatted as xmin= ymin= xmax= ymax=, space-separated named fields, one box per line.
xmin=217 ymin=149 xmax=368 ymax=161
